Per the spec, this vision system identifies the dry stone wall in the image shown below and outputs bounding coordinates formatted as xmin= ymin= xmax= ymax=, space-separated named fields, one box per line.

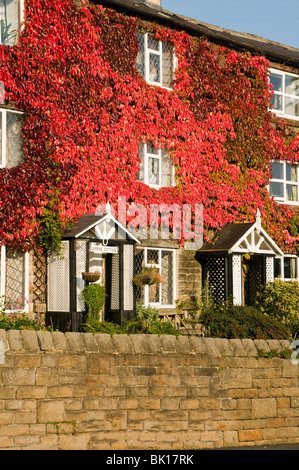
xmin=0 ymin=330 xmax=298 ymax=450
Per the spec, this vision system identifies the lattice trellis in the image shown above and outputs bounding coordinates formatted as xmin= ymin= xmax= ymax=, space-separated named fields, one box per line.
xmin=33 ymin=250 xmax=47 ymax=306
xmin=205 ymin=257 xmax=226 ymax=302
xmin=135 ymin=248 xmax=144 ymax=304
xmin=247 ymin=256 xmax=262 ymax=305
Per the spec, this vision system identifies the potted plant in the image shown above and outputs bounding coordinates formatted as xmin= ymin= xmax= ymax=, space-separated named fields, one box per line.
xmin=133 ymin=266 xmax=163 ymax=287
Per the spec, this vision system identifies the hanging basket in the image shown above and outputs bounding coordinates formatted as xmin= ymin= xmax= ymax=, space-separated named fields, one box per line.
xmin=133 ymin=267 xmax=164 ymax=287
xmin=82 ymin=272 xmax=101 ymax=283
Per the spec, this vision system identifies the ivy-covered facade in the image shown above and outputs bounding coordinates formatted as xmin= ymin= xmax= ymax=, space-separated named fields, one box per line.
xmin=0 ymin=0 xmax=298 ymax=329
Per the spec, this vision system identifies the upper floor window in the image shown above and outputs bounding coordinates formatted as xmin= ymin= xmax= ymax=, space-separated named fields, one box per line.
xmin=270 ymin=68 xmax=299 ymax=120
xmin=0 ymin=108 xmax=24 ymax=168
xmin=136 ymin=31 xmax=174 ymax=89
xmin=0 ymin=0 xmax=22 ymax=46
xmin=269 ymin=160 xmax=299 ymax=205
xmin=137 ymin=142 xmax=175 ymax=189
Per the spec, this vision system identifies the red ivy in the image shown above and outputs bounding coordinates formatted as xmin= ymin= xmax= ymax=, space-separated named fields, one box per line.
xmin=0 ymin=0 xmax=298 ymax=253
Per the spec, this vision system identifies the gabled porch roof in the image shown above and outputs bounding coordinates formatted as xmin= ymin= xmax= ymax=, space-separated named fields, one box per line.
xmin=197 ymin=211 xmax=283 ymax=257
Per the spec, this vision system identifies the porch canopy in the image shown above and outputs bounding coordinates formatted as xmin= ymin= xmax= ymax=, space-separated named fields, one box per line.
xmin=47 ymin=204 xmax=140 ymax=332
xmin=196 ymin=211 xmax=283 ymax=306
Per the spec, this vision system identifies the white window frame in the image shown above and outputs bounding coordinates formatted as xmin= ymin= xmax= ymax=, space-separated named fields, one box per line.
xmin=142 ymin=247 xmax=176 ymax=309
xmin=269 ymin=160 xmax=299 ymax=206
xmin=270 ymin=68 xmax=299 ymax=121
xmin=274 ymin=255 xmax=299 ymax=281
xmin=0 ymin=108 xmax=24 ymax=168
xmin=0 ymin=245 xmax=30 ymax=312
xmin=136 ymin=31 xmax=176 ymax=90
xmin=138 ymin=143 xmax=175 ymax=189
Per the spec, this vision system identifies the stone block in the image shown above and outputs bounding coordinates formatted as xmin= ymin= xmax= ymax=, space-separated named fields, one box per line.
xmin=219 ymin=368 xmax=252 ymax=389
xmin=252 ymin=398 xmax=277 ymax=419
xmin=37 ymin=401 xmax=65 ymax=423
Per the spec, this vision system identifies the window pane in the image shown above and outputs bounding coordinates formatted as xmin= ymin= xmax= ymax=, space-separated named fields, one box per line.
xmin=5 ymin=248 xmax=25 ymax=309
xmin=148 ymin=156 xmax=160 ymax=186
xmin=285 ymin=75 xmax=299 ymax=97
xmin=136 ymin=31 xmax=145 ymax=78
xmin=147 ymin=249 xmax=159 ymax=265
xmin=149 ymin=53 xmax=160 ymax=83
xmin=270 ymin=73 xmax=283 ymax=92
xmin=286 ymin=163 xmax=297 ymax=182
xmin=148 ymin=282 xmax=159 ymax=303
xmin=271 ymin=161 xmax=284 ymax=180
xmin=148 ymin=34 xmax=159 ymax=51
xmin=0 ymin=0 xmax=19 ymax=46
xmin=146 ymin=142 xmax=159 ymax=155
xmin=285 ymin=96 xmax=299 ymax=117
xmin=137 ymin=144 xmax=145 ymax=182
xmin=162 ymin=41 xmax=173 ymax=89
xmin=0 ymin=111 xmax=2 ymax=166
xmin=6 ymin=111 xmax=24 ymax=168
xmin=286 ymin=184 xmax=298 ymax=202
xmin=161 ymin=152 xmax=173 ymax=187
xmin=284 ymin=257 xmax=297 ymax=279
xmin=161 ymin=250 xmax=173 ymax=305
xmin=269 ymin=181 xmax=284 ymax=198
xmin=271 ymin=94 xmax=283 ymax=112
xmin=274 ymin=258 xmax=282 ymax=278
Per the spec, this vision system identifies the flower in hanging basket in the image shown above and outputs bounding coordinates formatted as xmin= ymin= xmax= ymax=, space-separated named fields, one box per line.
xmin=82 ymin=272 xmax=101 ymax=283
xmin=133 ymin=266 xmax=164 ymax=287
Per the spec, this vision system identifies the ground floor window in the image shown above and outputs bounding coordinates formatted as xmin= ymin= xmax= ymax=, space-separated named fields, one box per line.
xmin=0 ymin=245 xmax=29 ymax=311
xmin=135 ymin=247 xmax=176 ymax=308
xmin=274 ymin=255 xmax=298 ymax=281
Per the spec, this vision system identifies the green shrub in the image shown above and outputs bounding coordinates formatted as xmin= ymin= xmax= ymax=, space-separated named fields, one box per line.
xmin=0 ymin=298 xmax=51 ymax=331
xmin=123 ymin=302 xmax=180 ymax=335
xmin=82 ymin=302 xmax=180 ymax=336
xmin=81 ymin=283 xmax=106 ymax=319
xmin=255 ymin=279 xmax=299 ymax=337
xmin=199 ymin=302 xmax=291 ymax=340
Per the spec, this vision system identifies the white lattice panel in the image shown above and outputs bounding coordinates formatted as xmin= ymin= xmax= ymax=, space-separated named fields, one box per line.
xmin=266 ymin=256 xmax=274 ymax=283
xmin=123 ymin=245 xmax=134 ymax=310
xmin=232 ymin=255 xmax=242 ymax=306
xmin=110 ymin=252 xmax=119 ymax=310
xmin=76 ymin=240 xmax=87 ymax=312
xmin=47 ymin=241 xmax=70 ymax=312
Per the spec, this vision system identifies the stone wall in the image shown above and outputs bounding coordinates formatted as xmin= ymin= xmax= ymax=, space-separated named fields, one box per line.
xmin=0 ymin=330 xmax=298 ymax=450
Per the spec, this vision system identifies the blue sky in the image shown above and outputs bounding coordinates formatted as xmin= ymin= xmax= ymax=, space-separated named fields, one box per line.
xmin=162 ymin=0 xmax=299 ymax=49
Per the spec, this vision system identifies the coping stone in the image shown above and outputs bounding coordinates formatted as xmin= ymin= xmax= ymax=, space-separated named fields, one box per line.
xmin=21 ymin=330 xmax=39 ymax=351
xmin=7 ymin=330 xmax=23 ymax=351
xmin=65 ymin=332 xmax=85 ymax=352
xmin=52 ymin=331 xmax=68 ymax=351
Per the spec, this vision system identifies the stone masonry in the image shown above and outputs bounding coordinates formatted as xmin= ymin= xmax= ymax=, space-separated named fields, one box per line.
xmin=0 ymin=330 xmax=298 ymax=450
